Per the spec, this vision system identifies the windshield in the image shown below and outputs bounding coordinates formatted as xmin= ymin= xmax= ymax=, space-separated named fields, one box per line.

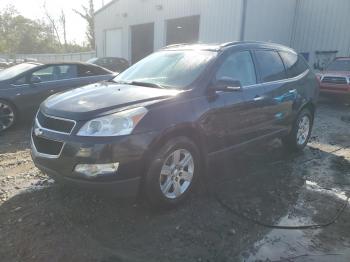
xmin=0 ymin=63 xmax=38 ymax=81
xmin=326 ymin=60 xmax=350 ymax=71
xmin=113 ymin=50 xmax=216 ymax=89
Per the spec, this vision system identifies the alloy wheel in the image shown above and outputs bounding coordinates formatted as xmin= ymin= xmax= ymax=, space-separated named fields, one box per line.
xmin=0 ymin=102 xmax=15 ymax=131
xmin=296 ymin=115 xmax=310 ymax=145
xmin=159 ymin=149 xmax=195 ymax=199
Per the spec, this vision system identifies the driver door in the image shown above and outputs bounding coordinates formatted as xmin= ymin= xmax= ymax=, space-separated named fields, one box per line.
xmin=215 ymin=50 xmax=261 ymax=148
xmin=11 ymin=65 xmax=62 ymax=113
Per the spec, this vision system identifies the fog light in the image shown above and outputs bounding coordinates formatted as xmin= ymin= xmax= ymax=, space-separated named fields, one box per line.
xmin=74 ymin=163 xmax=119 ymax=178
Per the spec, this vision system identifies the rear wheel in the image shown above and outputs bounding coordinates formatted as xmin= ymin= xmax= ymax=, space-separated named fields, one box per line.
xmin=144 ymin=137 xmax=200 ymax=208
xmin=283 ymin=108 xmax=313 ymax=152
xmin=0 ymin=100 xmax=16 ymax=132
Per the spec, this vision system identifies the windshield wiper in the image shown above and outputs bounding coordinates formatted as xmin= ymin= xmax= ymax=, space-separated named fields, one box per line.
xmin=111 ymin=80 xmax=165 ymax=89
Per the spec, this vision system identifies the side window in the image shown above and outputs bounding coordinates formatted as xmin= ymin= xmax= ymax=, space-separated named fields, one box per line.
xmin=255 ymin=50 xmax=286 ymax=82
xmin=279 ymin=51 xmax=309 ymax=78
xmin=216 ymin=51 xmax=257 ymax=86
xmin=58 ymin=65 xmax=77 ymax=79
xmin=32 ymin=66 xmax=55 ymax=82
xmin=14 ymin=76 xmax=27 ymax=85
xmin=78 ymin=65 xmax=108 ymax=77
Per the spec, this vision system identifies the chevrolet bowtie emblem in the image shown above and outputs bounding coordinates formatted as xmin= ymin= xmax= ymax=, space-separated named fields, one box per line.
xmin=34 ymin=128 xmax=43 ymax=136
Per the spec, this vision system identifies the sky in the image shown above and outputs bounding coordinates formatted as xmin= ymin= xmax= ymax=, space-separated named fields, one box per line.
xmin=0 ymin=0 xmax=112 ymax=45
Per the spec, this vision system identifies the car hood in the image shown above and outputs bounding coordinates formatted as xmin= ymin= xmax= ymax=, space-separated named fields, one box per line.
xmin=41 ymin=82 xmax=182 ymax=120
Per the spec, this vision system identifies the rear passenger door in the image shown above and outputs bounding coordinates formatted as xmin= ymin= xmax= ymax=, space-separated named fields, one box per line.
xmin=278 ymin=51 xmax=310 ymax=118
xmin=253 ymin=49 xmax=291 ymax=134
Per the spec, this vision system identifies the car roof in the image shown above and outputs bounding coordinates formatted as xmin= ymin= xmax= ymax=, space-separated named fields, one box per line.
xmin=162 ymin=41 xmax=296 ymax=53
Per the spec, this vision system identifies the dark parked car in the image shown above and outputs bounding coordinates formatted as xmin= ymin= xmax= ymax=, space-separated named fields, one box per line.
xmin=318 ymin=57 xmax=350 ymax=98
xmin=31 ymin=42 xmax=319 ymax=208
xmin=87 ymin=57 xmax=130 ymax=73
xmin=0 ymin=62 xmax=115 ymax=131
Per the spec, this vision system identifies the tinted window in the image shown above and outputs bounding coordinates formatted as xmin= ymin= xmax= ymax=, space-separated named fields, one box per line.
xmin=32 ymin=66 xmax=55 ymax=82
xmin=279 ymin=51 xmax=308 ymax=78
xmin=78 ymin=65 xmax=109 ymax=77
xmin=59 ymin=65 xmax=78 ymax=79
xmin=32 ymin=65 xmax=77 ymax=81
xmin=216 ymin=51 xmax=256 ymax=86
xmin=14 ymin=76 xmax=27 ymax=85
xmin=255 ymin=50 xmax=286 ymax=82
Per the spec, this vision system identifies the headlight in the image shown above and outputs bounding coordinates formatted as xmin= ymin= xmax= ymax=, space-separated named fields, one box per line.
xmin=77 ymin=107 xmax=148 ymax=137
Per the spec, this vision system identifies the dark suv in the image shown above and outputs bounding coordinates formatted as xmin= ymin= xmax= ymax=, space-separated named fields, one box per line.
xmin=31 ymin=42 xmax=319 ymax=208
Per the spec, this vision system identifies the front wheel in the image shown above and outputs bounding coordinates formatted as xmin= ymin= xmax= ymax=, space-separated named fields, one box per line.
xmin=144 ymin=137 xmax=200 ymax=208
xmin=0 ymin=100 xmax=17 ymax=132
xmin=283 ymin=108 xmax=313 ymax=152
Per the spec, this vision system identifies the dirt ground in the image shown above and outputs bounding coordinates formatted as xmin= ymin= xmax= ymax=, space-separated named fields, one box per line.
xmin=0 ymin=98 xmax=349 ymax=262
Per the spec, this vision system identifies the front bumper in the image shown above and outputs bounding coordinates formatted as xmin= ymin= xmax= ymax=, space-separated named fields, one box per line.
xmin=30 ymin=120 xmax=159 ymax=197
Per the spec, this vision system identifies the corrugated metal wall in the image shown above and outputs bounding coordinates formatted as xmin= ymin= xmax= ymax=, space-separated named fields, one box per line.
xmin=291 ymin=0 xmax=350 ymax=66
xmin=95 ymin=0 xmax=244 ymax=60
xmin=95 ymin=0 xmax=350 ymax=67
xmin=244 ymin=0 xmax=297 ymax=45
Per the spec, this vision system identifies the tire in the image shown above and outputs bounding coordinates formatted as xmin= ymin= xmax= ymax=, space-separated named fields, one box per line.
xmin=0 ymin=99 xmax=17 ymax=132
xmin=283 ymin=108 xmax=313 ymax=152
xmin=144 ymin=136 xmax=201 ymax=209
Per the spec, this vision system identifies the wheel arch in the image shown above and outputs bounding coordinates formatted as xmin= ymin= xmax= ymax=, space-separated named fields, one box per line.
xmin=298 ymin=100 xmax=316 ymax=120
xmin=146 ymin=124 xmax=207 ymax=166
xmin=0 ymin=98 xmax=19 ymax=118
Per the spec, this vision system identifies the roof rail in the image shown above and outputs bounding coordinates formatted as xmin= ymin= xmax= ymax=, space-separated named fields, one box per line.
xmin=162 ymin=43 xmax=189 ymax=49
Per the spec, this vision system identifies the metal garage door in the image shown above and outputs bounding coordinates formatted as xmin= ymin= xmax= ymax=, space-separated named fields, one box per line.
xmin=105 ymin=29 xmax=122 ymax=57
xmin=166 ymin=16 xmax=200 ymax=45
xmin=131 ymin=23 xmax=154 ymax=64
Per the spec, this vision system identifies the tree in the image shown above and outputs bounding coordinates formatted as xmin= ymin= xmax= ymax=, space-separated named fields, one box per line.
xmin=59 ymin=9 xmax=68 ymax=49
xmin=0 ymin=5 xmax=90 ymax=55
xmin=43 ymin=2 xmax=63 ymax=48
xmin=73 ymin=0 xmax=95 ymax=49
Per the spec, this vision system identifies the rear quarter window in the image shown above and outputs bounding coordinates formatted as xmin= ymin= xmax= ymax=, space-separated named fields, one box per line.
xmin=78 ymin=65 xmax=110 ymax=77
xmin=279 ymin=51 xmax=309 ymax=78
xmin=255 ymin=50 xmax=286 ymax=82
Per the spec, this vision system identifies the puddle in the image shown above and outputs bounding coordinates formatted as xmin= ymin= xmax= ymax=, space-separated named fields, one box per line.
xmin=240 ymin=180 xmax=350 ymax=262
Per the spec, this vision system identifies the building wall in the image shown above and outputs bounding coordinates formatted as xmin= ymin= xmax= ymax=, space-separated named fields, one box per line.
xmin=291 ymin=0 xmax=350 ymax=68
xmin=95 ymin=0 xmax=350 ymax=69
xmin=244 ymin=0 xmax=297 ymax=45
xmin=95 ymin=0 xmax=244 ymax=60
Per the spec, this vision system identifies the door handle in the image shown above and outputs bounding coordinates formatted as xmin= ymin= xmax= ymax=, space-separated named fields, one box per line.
xmin=289 ymin=89 xmax=297 ymax=94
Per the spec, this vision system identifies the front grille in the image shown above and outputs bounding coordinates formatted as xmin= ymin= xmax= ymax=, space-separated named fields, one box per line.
xmin=322 ymin=76 xmax=348 ymax=85
xmin=32 ymin=134 xmax=64 ymax=156
xmin=37 ymin=111 xmax=75 ymax=134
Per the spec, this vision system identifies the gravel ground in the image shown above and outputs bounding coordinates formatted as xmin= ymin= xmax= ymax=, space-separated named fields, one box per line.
xmin=0 ymin=99 xmax=349 ymax=262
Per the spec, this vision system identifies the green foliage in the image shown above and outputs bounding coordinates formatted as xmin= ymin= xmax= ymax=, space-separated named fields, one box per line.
xmin=0 ymin=5 xmax=90 ymax=55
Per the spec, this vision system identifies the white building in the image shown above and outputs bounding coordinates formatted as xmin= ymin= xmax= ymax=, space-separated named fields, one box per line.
xmin=94 ymin=0 xmax=350 ymax=69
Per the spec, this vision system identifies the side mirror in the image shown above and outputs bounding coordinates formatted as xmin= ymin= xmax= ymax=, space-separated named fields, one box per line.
xmin=30 ymin=75 xmax=42 ymax=84
xmin=212 ymin=77 xmax=242 ymax=92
